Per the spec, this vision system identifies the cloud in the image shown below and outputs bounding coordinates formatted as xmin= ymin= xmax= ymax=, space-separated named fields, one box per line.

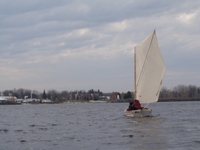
xmin=0 ymin=0 xmax=200 ymax=92
xmin=177 ymin=12 xmax=197 ymax=23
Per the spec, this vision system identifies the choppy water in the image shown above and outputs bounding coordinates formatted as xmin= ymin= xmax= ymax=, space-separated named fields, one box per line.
xmin=0 ymin=101 xmax=200 ymax=150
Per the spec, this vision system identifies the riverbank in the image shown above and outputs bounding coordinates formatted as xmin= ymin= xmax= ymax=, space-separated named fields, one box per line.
xmin=158 ymin=98 xmax=200 ymax=102
xmin=106 ymin=98 xmax=200 ymax=103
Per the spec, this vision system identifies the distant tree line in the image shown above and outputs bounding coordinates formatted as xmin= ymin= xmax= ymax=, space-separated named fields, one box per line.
xmin=159 ymin=85 xmax=200 ymax=100
xmin=123 ymin=84 xmax=200 ymax=100
xmin=0 ymin=88 xmax=106 ymax=102
xmin=1 ymin=85 xmax=200 ymax=102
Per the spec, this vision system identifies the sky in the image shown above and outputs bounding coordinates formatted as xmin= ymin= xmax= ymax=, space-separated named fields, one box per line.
xmin=0 ymin=0 xmax=200 ymax=93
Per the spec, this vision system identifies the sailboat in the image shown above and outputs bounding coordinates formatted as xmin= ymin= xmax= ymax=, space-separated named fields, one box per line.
xmin=124 ymin=30 xmax=165 ymax=117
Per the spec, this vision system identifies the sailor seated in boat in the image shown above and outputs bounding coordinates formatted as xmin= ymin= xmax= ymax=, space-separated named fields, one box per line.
xmin=127 ymin=99 xmax=143 ymax=110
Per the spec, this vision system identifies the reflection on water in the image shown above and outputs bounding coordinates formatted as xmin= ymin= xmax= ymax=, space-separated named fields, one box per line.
xmin=122 ymin=116 xmax=169 ymax=150
xmin=0 ymin=102 xmax=200 ymax=150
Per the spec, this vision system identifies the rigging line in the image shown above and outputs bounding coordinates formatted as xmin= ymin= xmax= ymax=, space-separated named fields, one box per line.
xmin=144 ymin=103 xmax=150 ymax=108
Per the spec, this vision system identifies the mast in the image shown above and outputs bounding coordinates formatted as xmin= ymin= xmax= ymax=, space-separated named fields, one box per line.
xmin=134 ymin=47 xmax=136 ymax=100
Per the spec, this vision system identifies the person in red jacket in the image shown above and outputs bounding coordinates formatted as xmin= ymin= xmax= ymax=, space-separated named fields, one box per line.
xmin=133 ymin=99 xmax=143 ymax=109
xmin=128 ymin=99 xmax=143 ymax=110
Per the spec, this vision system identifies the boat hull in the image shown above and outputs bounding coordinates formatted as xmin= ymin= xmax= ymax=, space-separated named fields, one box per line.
xmin=0 ymin=102 xmax=22 ymax=105
xmin=124 ymin=108 xmax=152 ymax=117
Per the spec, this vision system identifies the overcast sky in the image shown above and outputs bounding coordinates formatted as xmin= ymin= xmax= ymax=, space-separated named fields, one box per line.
xmin=0 ymin=0 xmax=200 ymax=93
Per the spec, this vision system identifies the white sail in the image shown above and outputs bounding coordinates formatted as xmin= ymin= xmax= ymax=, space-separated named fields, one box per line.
xmin=134 ymin=30 xmax=165 ymax=104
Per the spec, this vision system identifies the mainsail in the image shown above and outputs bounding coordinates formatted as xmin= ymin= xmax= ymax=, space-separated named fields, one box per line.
xmin=134 ymin=30 xmax=165 ymax=104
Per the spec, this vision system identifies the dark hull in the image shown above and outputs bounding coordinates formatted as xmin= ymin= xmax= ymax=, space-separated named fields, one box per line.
xmin=0 ymin=102 xmax=22 ymax=105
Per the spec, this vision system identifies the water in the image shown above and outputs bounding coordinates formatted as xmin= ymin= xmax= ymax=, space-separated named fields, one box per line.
xmin=0 ymin=102 xmax=200 ymax=150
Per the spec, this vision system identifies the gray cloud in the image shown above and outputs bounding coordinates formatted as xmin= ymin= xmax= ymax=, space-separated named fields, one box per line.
xmin=0 ymin=0 xmax=200 ymax=92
